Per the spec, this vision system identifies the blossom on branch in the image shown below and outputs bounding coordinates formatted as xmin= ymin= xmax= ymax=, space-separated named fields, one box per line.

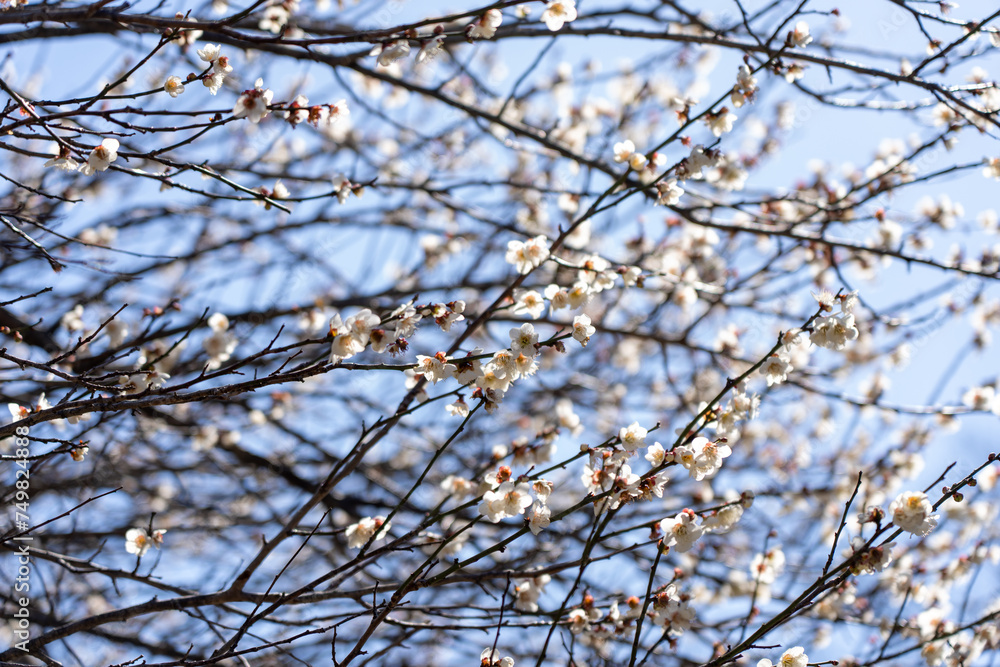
xmin=345 ymin=516 xmax=390 ymax=548
xmin=80 ymin=138 xmax=119 ymax=175
xmin=541 ymin=1 xmax=576 ymax=31
xmin=468 ymin=9 xmax=502 ymax=39
xmin=889 ymin=491 xmax=939 ymax=536
xmin=232 ymin=78 xmax=273 ymax=123
xmin=125 ymin=527 xmax=166 ymax=556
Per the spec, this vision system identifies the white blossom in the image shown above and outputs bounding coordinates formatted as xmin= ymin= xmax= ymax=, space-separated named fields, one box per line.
xmin=204 ymin=313 xmax=237 ymax=369
xmin=613 ymin=139 xmax=635 ymax=163
xmin=125 ymin=527 xmax=166 ymax=556
xmin=618 ymin=421 xmax=647 ymax=452
xmin=889 ymin=491 xmax=939 ymax=536
xmin=661 ymin=509 xmax=703 ymax=553
xmin=984 ymin=157 xmax=1000 ymax=180
xmin=479 ymin=481 xmax=533 ymax=522
xmin=505 ymin=235 xmax=550 ymax=274
xmin=788 ymin=20 xmax=812 ymax=47
xmin=468 ymin=9 xmax=502 ymax=39
xmin=345 ymin=516 xmax=391 ymax=548
xmin=232 ymin=78 xmax=273 ymax=123
xmin=415 ymin=353 xmax=457 ymax=384
xmin=80 ymin=138 xmax=119 ymax=175
xmin=541 ymin=1 xmax=576 ymax=31
xmin=375 ymin=40 xmax=410 ymax=67
xmin=654 ymin=178 xmax=684 ymax=206
xmin=164 ymin=75 xmax=185 ymax=97
xmin=811 ymin=313 xmax=860 ymax=350
xmin=509 ymin=323 xmax=539 ymax=357
xmin=761 ymin=354 xmax=792 ymax=386
xmin=571 ymin=314 xmax=596 ymax=346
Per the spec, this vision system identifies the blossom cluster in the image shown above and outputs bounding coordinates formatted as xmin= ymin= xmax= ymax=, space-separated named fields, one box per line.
xmin=760 ymin=290 xmax=861 ymax=387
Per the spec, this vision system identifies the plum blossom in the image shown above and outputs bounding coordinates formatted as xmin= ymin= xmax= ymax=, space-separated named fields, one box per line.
xmin=61 ymin=304 xmax=85 ymax=332
xmin=628 ymin=151 xmax=648 ymax=171
xmin=232 ymin=78 xmax=273 ymax=123
xmin=204 ymin=313 xmax=237 ymax=369
xmin=284 ymin=94 xmax=309 ymax=125
xmin=479 ymin=354 xmax=513 ymax=389
xmin=171 ymin=13 xmax=203 ymax=44
xmin=889 ymin=490 xmax=939 ymax=536
xmin=654 ymin=178 xmax=684 ymax=206
xmin=125 ymin=527 xmax=166 ymax=556
xmin=788 ymin=21 xmax=812 ymax=47
xmin=544 ymin=284 xmax=569 ymax=310
xmin=660 ymin=509 xmax=703 ymax=553
xmin=509 ymin=323 xmax=539 ymax=357
xmin=331 ymin=174 xmax=353 ymax=203
xmin=105 ymin=319 xmax=128 ymax=347
xmin=416 ymin=36 xmax=445 ymax=64
xmin=415 ymin=353 xmax=457 ymax=384
xmin=329 ymin=309 xmax=380 ymax=363
xmin=613 ymin=139 xmax=635 ymax=163
xmin=118 ymin=369 xmax=170 ymax=394
xmin=164 ymin=75 xmax=185 ymax=97
xmin=691 ymin=438 xmax=732 ymax=480
xmin=618 ymin=421 xmax=647 ymax=452
xmin=761 ymin=353 xmax=792 ymax=386
xmin=511 ymin=289 xmax=546 ymax=319
xmin=962 ymin=385 xmax=995 ymax=411
xmin=200 ymin=51 xmax=233 ymax=95
xmin=680 ymin=145 xmax=717 ymax=179
xmin=650 ymin=583 xmax=695 ymax=636
xmin=622 ymin=266 xmax=642 ymax=286
xmin=555 ymin=399 xmax=583 ymax=435
xmin=750 ymin=547 xmax=786 ymax=585
xmin=703 ymin=497 xmax=745 ymax=534
xmin=850 ymin=541 xmax=894 ymax=575
xmin=736 ymin=64 xmax=757 ymax=94
xmin=514 ymin=574 xmax=551 ymax=612
xmin=645 ymin=442 xmax=666 ymax=466
xmin=197 ymin=43 xmax=221 ymax=62
xmin=80 ymin=138 xmax=119 ymax=175
xmin=705 ymin=108 xmax=737 ymax=137
xmin=44 ymin=146 xmax=79 ymax=171
xmin=779 ymin=647 xmax=808 ymax=667
xmin=479 ymin=481 xmax=533 ymax=522
xmin=673 ymin=437 xmax=732 ymax=480
xmin=213 ymin=54 xmax=233 ymax=75
xmin=480 ymin=648 xmax=514 ymax=667
xmin=811 ymin=312 xmax=859 ymax=350
xmin=453 ymin=349 xmax=484 ymax=386
xmin=783 ymin=62 xmax=806 ymax=82
xmin=758 ymin=647 xmax=809 ymax=667
xmin=572 ymin=314 xmax=596 ymax=346
xmin=258 ymin=3 xmax=289 ymax=33
xmin=203 ymin=70 xmax=226 ymax=95
xmin=505 ymin=235 xmax=550 ymax=274
xmin=541 ymin=1 xmax=576 ymax=31
xmin=709 ymin=153 xmax=748 ymax=191
xmin=374 ymin=40 xmax=410 ymax=67
xmin=440 ymin=474 xmax=474 ymax=499
xmin=468 ymin=9 xmax=502 ymax=39
xmin=528 ymin=503 xmax=551 ymax=534
xmin=984 ymin=157 xmax=1000 ymax=180
xmin=445 ymin=397 xmax=470 ymax=418
xmin=345 ymin=516 xmax=390 ymax=548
